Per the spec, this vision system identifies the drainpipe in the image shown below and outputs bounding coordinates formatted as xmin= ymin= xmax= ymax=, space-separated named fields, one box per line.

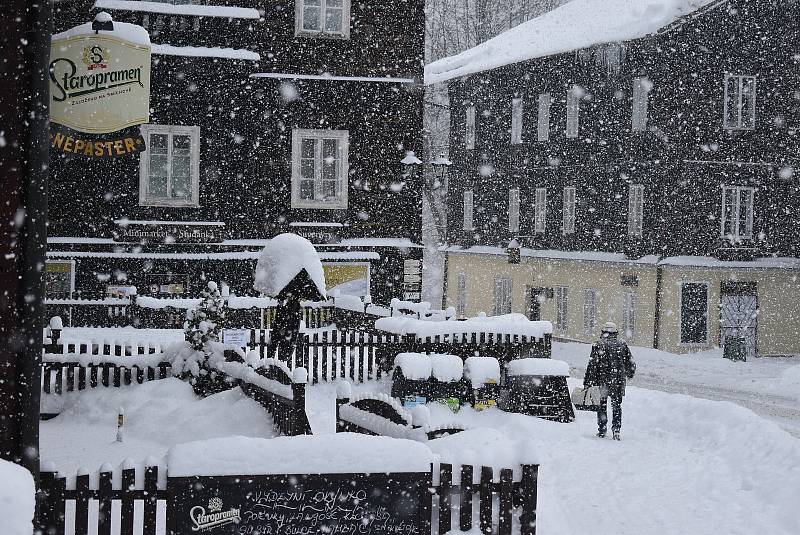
xmin=653 ymin=264 xmax=663 ymax=349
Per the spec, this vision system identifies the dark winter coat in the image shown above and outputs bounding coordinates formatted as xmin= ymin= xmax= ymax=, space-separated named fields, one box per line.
xmin=583 ymin=335 xmax=636 ymax=395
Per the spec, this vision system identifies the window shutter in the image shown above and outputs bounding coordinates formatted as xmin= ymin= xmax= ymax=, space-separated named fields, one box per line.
xmin=537 ymin=93 xmax=551 ymax=141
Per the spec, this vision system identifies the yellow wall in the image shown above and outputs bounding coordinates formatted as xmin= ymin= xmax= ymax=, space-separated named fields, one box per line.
xmin=445 ymin=252 xmax=657 ymax=346
xmin=658 ymin=266 xmax=800 ymax=356
xmin=446 ymin=251 xmax=800 ymax=356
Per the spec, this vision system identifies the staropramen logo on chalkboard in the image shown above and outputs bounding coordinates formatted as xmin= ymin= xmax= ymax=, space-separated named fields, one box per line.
xmin=49 ymin=16 xmax=151 ymax=134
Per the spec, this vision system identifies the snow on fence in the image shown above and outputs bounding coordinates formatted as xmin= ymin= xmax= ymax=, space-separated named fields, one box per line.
xmin=38 ymin=460 xmax=539 ymax=535
xmin=39 ymin=461 xmax=168 ymax=535
xmin=226 ymin=359 xmax=312 ymax=436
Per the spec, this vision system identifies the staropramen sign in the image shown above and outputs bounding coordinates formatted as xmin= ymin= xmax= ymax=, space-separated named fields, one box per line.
xmin=49 ymin=14 xmax=151 ymax=135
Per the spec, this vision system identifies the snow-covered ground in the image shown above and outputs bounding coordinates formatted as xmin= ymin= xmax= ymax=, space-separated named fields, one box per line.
xmin=554 ymin=341 xmax=800 ymax=437
xmin=39 ymin=339 xmax=800 ymax=535
xmin=40 ymin=379 xmax=277 ymax=475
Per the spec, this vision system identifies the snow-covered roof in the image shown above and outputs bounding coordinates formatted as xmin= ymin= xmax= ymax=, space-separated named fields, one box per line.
xmin=93 ymin=0 xmax=261 ymax=19
xmin=52 ymin=18 xmax=150 ymax=47
xmin=425 ymin=0 xmax=718 ymax=84
xmin=152 ymin=44 xmax=260 ymax=61
xmin=254 ymin=233 xmax=327 ymax=299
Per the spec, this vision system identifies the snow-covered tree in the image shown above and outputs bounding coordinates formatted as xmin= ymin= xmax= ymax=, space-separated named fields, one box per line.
xmin=184 ymin=281 xmax=226 ymax=351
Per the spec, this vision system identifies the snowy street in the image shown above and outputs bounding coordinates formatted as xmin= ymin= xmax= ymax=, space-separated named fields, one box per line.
xmin=554 ymin=342 xmax=800 ymax=437
xmin=40 ymin=346 xmax=800 ymax=535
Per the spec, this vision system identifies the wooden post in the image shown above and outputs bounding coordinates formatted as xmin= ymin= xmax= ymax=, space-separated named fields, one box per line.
xmin=479 ymin=466 xmax=493 ymax=534
xmin=520 ymin=464 xmax=539 ymax=535
xmin=438 ymin=463 xmax=453 ymax=535
xmin=75 ymin=469 xmax=90 ymax=535
xmin=120 ymin=465 xmax=135 ymax=535
xmin=498 ymin=468 xmax=513 ymax=535
xmin=143 ymin=464 xmax=159 ymax=534
xmin=459 ymin=465 xmax=473 ymax=531
xmin=98 ymin=466 xmax=113 ymax=535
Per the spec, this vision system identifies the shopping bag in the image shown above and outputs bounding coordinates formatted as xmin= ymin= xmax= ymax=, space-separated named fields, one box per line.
xmin=571 ymin=386 xmax=606 ymax=411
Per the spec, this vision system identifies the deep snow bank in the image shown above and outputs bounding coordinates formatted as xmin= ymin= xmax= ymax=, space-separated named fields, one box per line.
xmin=0 ymin=460 xmax=35 ymax=535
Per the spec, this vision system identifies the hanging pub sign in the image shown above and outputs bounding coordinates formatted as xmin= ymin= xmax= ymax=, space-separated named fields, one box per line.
xmin=49 ymin=12 xmax=151 ymax=152
xmin=50 ymin=124 xmax=146 ymax=158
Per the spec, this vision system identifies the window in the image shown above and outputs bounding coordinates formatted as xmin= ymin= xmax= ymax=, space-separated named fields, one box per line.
xmin=555 ymin=286 xmax=569 ymax=331
xmin=511 ymin=98 xmax=524 ymax=144
xmin=45 ymin=260 xmax=75 ymax=299
xmin=622 ymin=291 xmax=636 ymax=343
xmin=465 ymin=106 xmax=476 ymax=150
xmin=724 ymin=74 xmax=756 ymax=130
xmin=493 ymin=277 xmax=513 ymax=316
xmin=680 ymin=282 xmax=708 ymax=344
xmin=457 ymin=272 xmax=467 ymax=318
xmin=566 ymin=85 xmax=580 ymax=138
xmin=583 ymin=289 xmax=597 ymax=336
xmin=537 ymin=93 xmax=551 ymax=141
xmin=534 ymin=187 xmax=547 ymax=233
xmin=291 ymin=129 xmax=349 ymax=209
xmin=628 ymin=184 xmax=645 ymax=237
xmin=721 ymin=186 xmax=754 ymax=240
xmin=296 ymin=0 xmax=351 ymax=38
xmin=632 ymin=77 xmax=651 ymax=132
xmin=463 ymin=190 xmax=474 ymax=230
xmin=508 ymin=188 xmax=520 ymax=233
xmin=139 ymin=124 xmax=200 ymax=207
xmin=562 ymin=186 xmax=576 ymax=234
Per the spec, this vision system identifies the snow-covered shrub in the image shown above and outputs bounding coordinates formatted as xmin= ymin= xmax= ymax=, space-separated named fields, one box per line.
xmin=171 ymin=281 xmax=234 ymax=396
xmin=184 ymin=281 xmax=226 ymax=351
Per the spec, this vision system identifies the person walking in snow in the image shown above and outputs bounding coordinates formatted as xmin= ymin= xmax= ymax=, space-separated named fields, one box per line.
xmin=583 ymin=322 xmax=636 ymax=440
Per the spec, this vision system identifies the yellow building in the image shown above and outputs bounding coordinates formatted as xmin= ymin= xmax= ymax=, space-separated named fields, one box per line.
xmin=444 ymin=247 xmax=800 ymax=357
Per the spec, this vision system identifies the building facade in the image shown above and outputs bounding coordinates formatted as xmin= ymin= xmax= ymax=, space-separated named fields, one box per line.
xmin=429 ymin=0 xmax=800 ymax=357
xmin=47 ymin=0 xmax=425 ymax=305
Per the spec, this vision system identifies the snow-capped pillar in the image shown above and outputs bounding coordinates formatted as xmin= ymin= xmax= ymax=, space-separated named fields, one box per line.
xmin=292 ymin=367 xmax=308 ymax=435
xmin=335 ymin=381 xmax=352 ymax=433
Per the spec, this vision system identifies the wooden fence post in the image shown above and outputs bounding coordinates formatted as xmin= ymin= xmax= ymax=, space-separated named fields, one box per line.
xmin=120 ymin=463 xmax=136 ymax=535
xmin=479 ymin=466 xmax=493 ymax=534
xmin=520 ymin=464 xmax=539 ymax=535
xmin=438 ymin=463 xmax=453 ymax=535
xmin=459 ymin=465 xmax=473 ymax=531
xmin=98 ymin=465 xmax=113 ymax=535
xmin=498 ymin=468 xmax=513 ymax=535
xmin=143 ymin=463 xmax=159 ymax=535
xmin=75 ymin=469 xmax=90 ymax=535
xmin=38 ymin=469 xmax=65 ymax=535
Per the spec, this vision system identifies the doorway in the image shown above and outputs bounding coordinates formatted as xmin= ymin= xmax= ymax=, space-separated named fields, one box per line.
xmin=720 ymin=282 xmax=758 ymax=359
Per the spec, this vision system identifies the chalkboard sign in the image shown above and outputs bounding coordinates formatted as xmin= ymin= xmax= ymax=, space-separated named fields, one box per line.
xmin=169 ymin=472 xmax=431 ymax=535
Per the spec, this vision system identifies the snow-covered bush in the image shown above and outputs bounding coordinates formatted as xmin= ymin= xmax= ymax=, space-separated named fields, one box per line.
xmin=184 ymin=281 xmax=226 ymax=351
xmin=172 ymin=281 xmax=234 ymax=396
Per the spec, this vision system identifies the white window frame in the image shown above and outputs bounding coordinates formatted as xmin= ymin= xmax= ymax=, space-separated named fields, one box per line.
xmin=139 ymin=124 xmax=201 ymax=207
xmin=463 ymin=190 xmax=475 ymax=231
xmin=537 ymin=93 xmax=551 ymax=142
xmin=555 ymin=286 xmax=569 ymax=332
xmin=723 ymin=74 xmax=756 ymax=130
xmin=465 ymin=106 xmax=476 ymax=150
xmin=534 ymin=187 xmax=547 ymax=234
xmin=457 ymin=272 xmax=467 ymax=318
xmin=508 ymin=188 xmax=520 ymax=233
xmin=632 ymin=77 xmax=650 ymax=132
xmin=679 ymin=281 xmax=710 ymax=346
xmin=721 ymin=185 xmax=755 ymax=240
xmin=493 ymin=277 xmax=513 ymax=316
xmin=622 ymin=290 xmax=636 ymax=343
xmin=628 ymin=184 xmax=645 ymax=237
xmin=291 ymin=128 xmax=350 ymax=210
xmin=511 ymin=98 xmax=524 ymax=144
xmin=295 ymin=0 xmax=351 ymax=39
xmin=583 ymin=289 xmax=597 ymax=336
xmin=562 ymin=186 xmax=576 ymax=234
xmin=566 ymin=85 xmax=580 ymax=138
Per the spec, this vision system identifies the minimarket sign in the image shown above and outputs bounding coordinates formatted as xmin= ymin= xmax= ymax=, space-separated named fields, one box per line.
xmin=49 ymin=18 xmax=151 ymax=137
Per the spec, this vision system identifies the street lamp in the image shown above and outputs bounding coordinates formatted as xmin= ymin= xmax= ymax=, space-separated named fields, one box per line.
xmin=429 ymin=151 xmax=452 ymax=191
xmin=401 ymin=151 xmax=423 ymax=179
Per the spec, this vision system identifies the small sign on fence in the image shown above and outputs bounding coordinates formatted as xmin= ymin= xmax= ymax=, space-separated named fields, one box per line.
xmin=223 ymin=329 xmax=251 ymax=348
xmin=169 ymin=472 xmax=430 ymax=535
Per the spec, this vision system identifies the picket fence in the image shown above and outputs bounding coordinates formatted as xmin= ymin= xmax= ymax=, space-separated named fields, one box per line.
xmin=39 ymin=461 xmax=539 ymax=535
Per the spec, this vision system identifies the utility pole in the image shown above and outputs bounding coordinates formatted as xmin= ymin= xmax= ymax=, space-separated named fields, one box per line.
xmin=0 ymin=0 xmax=53 ymax=495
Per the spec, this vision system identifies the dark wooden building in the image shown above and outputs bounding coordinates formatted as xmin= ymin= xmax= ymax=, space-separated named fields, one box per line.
xmin=428 ymin=0 xmax=800 ymax=357
xmin=48 ymin=0 xmax=425 ymax=304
